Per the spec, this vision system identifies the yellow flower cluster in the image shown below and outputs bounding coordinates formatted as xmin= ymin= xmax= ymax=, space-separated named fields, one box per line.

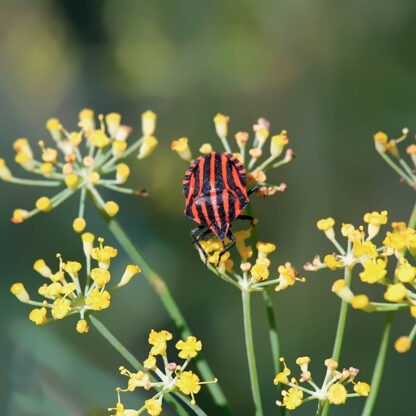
xmin=274 ymin=357 xmax=370 ymax=411
xmin=1 ymin=109 xmax=157 ymax=232
xmin=10 ymin=232 xmax=141 ymax=333
xmin=306 ymin=211 xmax=416 ymax=352
xmin=171 ymin=113 xmax=292 ymax=197
xmin=197 ymin=230 xmax=304 ymax=293
xmin=109 ymin=330 xmax=215 ymax=416
xmin=373 ymin=128 xmax=416 ymax=190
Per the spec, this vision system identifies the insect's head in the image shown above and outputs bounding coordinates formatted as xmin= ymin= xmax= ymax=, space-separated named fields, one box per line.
xmin=209 ymin=221 xmax=230 ymax=241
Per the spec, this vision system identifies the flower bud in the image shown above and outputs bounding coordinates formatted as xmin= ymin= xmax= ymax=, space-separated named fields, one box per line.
xmin=142 ymin=110 xmax=157 ymax=137
xmin=171 ymin=137 xmax=192 ymax=161
xmin=137 ymin=136 xmax=158 ymax=159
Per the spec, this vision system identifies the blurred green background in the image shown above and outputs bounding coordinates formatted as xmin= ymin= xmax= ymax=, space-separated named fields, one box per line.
xmin=1 ymin=0 xmax=416 ymax=415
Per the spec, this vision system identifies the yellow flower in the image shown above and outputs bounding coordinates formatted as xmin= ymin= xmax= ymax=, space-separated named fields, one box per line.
xmin=76 ymin=319 xmax=89 ymax=333
xmin=73 ymin=217 xmax=87 ymax=233
xmin=256 ymin=241 xmax=276 ymax=257
xmin=119 ymin=265 xmax=141 ymax=287
xmin=199 ymin=143 xmax=213 ymax=154
xmin=171 ymin=137 xmax=192 ymax=161
xmin=177 ymin=371 xmax=201 ymax=404
xmin=10 ymin=282 xmax=30 ymax=302
xmin=359 ymin=258 xmax=387 ymax=284
xmin=364 ymin=210 xmax=388 ymax=239
xmin=142 ymin=110 xmax=157 ymax=137
xmin=395 ymin=259 xmax=416 ymax=283
xmin=51 ymin=298 xmax=71 ymax=319
xmin=351 ymin=294 xmax=370 ymax=310
xmin=90 ymin=268 xmax=111 ymax=286
xmin=282 ymin=388 xmax=303 ymax=410
xmin=144 ymin=399 xmax=162 ymax=416
xmin=275 ymin=263 xmax=303 ymax=292
xmin=395 ymin=336 xmax=411 ymax=353
xmin=105 ymin=112 xmax=122 ymax=137
xmin=29 ymin=307 xmax=47 ymax=325
xmin=85 ymin=288 xmax=111 ymax=310
xmin=324 ymin=254 xmax=342 ymax=270
xmin=91 ymin=239 xmax=118 ymax=269
xmin=105 ymin=201 xmax=120 ymax=217
xmin=353 ymin=240 xmax=377 ymax=259
xmin=270 ymin=131 xmax=289 ymax=157
xmin=148 ymin=329 xmax=173 ymax=356
xmin=213 ymin=113 xmax=230 ymax=138
xmin=176 ymin=336 xmax=202 ymax=359
xmin=354 ymin=382 xmax=371 ymax=396
xmin=251 ymin=262 xmax=269 ymax=281
xmin=317 ymin=217 xmax=335 ymax=239
xmin=89 ymin=130 xmax=110 ymax=148
xmin=65 ymin=173 xmax=80 ymax=190
xmin=384 ymin=283 xmax=407 ymax=302
xmin=11 ymin=208 xmax=29 ymax=224
xmin=143 ymin=354 xmax=157 ymax=370
xmin=327 ymin=383 xmax=347 ymax=405
xmin=36 ymin=196 xmax=52 ymax=212
xmin=116 ymin=163 xmax=130 ymax=184
xmin=317 ymin=217 xmax=335 ymax=231
xmin=138 ymin=136 xmax=158 ymax=159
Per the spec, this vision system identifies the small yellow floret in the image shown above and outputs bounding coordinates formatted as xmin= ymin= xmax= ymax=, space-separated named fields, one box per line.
xmin=73 ymin=217 xmax=86 ymax=233
xmin=36 ymin=196 xmax=52 ymax=212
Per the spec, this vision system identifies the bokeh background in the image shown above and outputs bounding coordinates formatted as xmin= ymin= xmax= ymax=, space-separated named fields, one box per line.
xmin=1 ymin=0 xmax=416 ymax=415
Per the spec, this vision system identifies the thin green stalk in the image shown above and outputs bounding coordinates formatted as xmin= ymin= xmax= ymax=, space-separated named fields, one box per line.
xmin=320 ymin=266 xmax=352 ymax=416
xmin=242 ymin=290 xmax=264 ymax=416
xmin=361 ymin=312 xmax=393 ymax=416
xmin=87 ymin=189 xmax=232 ymax=415
xmin=89 ymin=316 xmax=189 ymax=416
xmin=6 ymin=177 xmax=61 ymax=186
xmin=361 ymin=200 xmax=416 ymax=416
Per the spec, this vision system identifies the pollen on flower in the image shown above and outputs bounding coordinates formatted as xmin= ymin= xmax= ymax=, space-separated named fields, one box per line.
xmin=176 ymin=336 xmax=202 ymax=359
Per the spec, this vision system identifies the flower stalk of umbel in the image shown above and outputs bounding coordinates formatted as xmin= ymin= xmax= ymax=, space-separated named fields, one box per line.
xmin=10 ymin=232 xmax=141 ymax=332
xmin=171 ymin=113 xmax=293 ymax=197
xmin=195 ymin=229 xmax=305 ymax=295
xmin=108 ymin=329 xmax=216 ymax=416
xmin=372 ymin=128 xmax=416 ymax=189
xmin=273 ymin=357 xmax=370 ymax=412
xmin=0 ymin=109 xmax=158 ymax=232
xmin=305 ymin=210 xmax=416 ymax=352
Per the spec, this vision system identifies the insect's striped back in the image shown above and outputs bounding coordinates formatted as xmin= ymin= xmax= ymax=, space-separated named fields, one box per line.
xmin=183 ymin=152 xmax=249 ymax=238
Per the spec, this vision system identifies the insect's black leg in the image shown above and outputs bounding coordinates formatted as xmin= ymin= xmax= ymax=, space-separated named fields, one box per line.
xmin=248 ymin=185 xmax=259 ymax=196
xmin=191 ymin=227 xmax=212 ymax=263
xmin=217 ymin=230 xmax=236 ymax=266
xmin=237 ymin=214 xmax=257 ymax=227
xmin=190 ymin=225 xmax=206 ymax=242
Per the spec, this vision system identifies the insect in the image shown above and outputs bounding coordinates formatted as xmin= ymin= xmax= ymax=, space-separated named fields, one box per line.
xmin=183 ymin=151 xmax=257 ymax=263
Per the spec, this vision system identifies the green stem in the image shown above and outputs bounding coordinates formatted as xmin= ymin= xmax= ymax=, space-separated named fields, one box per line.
xmin=89 ymin=316 xmax=190 ymax=416
xmin=6 ymin=177 xmax=62 ymax=186
xmin=242 ymin=290 xmax=264 ymax=416
xmin=262 ymin=291 xmax=280 ymax=373
xmin=321 ymin=266 xmax=352 ymax=416
xmin=87 ymin=189 xmax=232 ymax=415
xmin=360 ymin=312 xmax=393 ymax=416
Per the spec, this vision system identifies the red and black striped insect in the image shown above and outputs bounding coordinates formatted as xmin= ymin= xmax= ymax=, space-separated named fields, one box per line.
xmin=183 ymin=151 xmax=257 ymax=263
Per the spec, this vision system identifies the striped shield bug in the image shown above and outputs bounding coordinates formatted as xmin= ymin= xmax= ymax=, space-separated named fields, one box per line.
xmin=183 ymin=151 xmax=257 ymax=263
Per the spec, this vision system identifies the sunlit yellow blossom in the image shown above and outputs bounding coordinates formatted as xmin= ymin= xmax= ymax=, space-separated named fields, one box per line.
xmin=119 ymin=265 xmax=141 ymax=287
xmin=270 ymin=131 xmax=289 ymax=157
xmin=327 ymin=383 xmax=347 ymax=405
xmin=395 ymin=336 xmax=412 ymax=353
xmin=199 ymin=143 xmax=213 ymax=154
xmin=213 ymin=113 xmax=229 ymax=138
xmin=76 ymin=319 xmax=89 ymax=333
xmin=359 ymin=258 xmax=387 ymax=284
xmin=138 ymin=136 xmax=158 ymax=159
xmin=73 ymin=217 xmax=86 ymax=233
xmin=354 ymin=382 xmax=371 ymax=396
xmin=250 ymin=263 xmax=269 ymax=281
xmin=395 ymin=259 xmax=416 ymax=283
xmin=89 ymin=130 xmax=111 ymax=148
xmin=144 ymin=399 xmax=162 ymax=416
xmin=317 ymin=217 xmax=335 ymax=239
xmin=351 ymin=294 xmax=370 ymax=310
xmin=51 ymin=298 xmax=71 ymax=319
xmin=90 ymin=268 xmax=111 ymax=286
xmin=65 ymin=173 xmax=80 ymax=190
xmin=171 ymin=137 xmax=192 ymax=161
xmin=148 ymin=329 xmax=172 ymax=356
xmin=10 ymin=282 xmax=30 ymax=302
xmin=384 ymin=283 xmax=407 ymax=302
xmin=275 ymin=263 xmax=304 ymax=292
xmin=282 ymin=388 xmax=303 ymax=410
xmin=105 ymin=201 xmax=120 ymax=217
xmin=143 ymin=354 xmax=156 ymax=370
xmin=353 ymin=240 xmax=377 ymax=259
xmin=85 ymin=288 xmax=111 ymax=310
xmin=177 ymin=371 xmax=201 ymax=403
xmin=176 ymin=336 xmax=202 ymax=359
xmin=324 ymin=254 xmax=342 ymax=270
xmin=29 ymin=307 xmax=47 ymax=325
xmin=142 ymin=110 xmax=157 ymax=137
xmin=36 ymin=196 xmax=52 ymax=212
